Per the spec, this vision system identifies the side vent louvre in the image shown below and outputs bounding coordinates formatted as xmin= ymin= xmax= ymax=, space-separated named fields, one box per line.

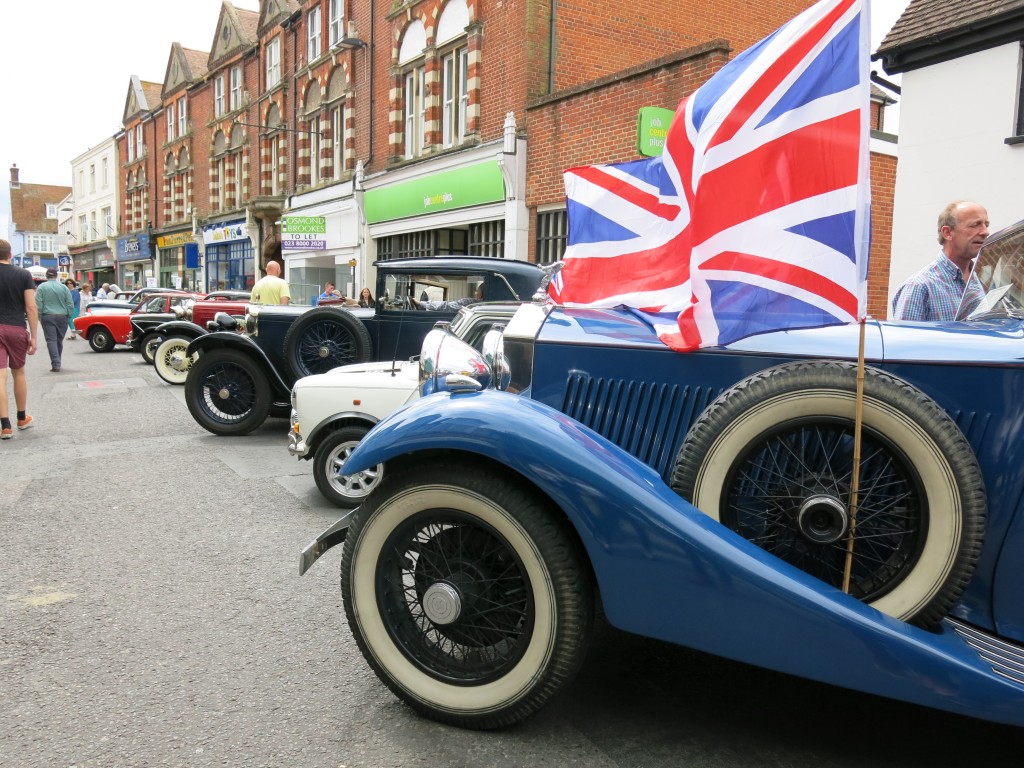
xmin=561 ymin=372 xmax=718 ymax=479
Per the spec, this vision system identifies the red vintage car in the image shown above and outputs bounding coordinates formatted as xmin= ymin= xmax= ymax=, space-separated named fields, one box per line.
xmin=75 ymin=293 xmax=204 ymax=352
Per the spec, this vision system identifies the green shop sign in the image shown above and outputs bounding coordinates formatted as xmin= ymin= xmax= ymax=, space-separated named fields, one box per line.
xmin=364 ymin=162 xmax=506 ymax=224
xmin=636 ymin=107 xmax=676 ymax=157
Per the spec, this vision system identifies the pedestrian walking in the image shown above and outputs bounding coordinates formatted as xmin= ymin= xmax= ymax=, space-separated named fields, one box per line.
xmin=250 ymin=261 xmax=291 ymax=305
xmin=79 ymin=282 xmax=94 ymax=312
xmin=0 ymin=238 xmax=38 ymax=439
xmin=66 ymin=279 xmax=81 ymax=339
xmin=35 ymin=268 xmax=74 ymax=372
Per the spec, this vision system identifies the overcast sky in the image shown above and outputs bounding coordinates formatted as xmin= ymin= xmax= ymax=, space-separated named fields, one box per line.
xmin=1 ymin=0 xmax=908 ymax=199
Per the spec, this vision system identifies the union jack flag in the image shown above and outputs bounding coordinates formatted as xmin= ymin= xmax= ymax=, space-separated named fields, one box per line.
xmin=549 ymin=0 xmax=871 ymax=351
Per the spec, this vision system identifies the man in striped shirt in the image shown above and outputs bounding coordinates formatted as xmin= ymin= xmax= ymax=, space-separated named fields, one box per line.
xmin=891 ymin=201 xmax=990 ymax=322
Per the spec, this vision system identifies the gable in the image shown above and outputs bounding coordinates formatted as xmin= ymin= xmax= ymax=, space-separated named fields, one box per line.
xmin=209 ymin=2 xmax=259 ymax=68
xmin=258 ymin=0 xmax=300 ymax=36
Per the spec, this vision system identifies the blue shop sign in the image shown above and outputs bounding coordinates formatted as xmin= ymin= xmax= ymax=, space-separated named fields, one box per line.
xmin=117 ymin=234 xmax=151 ymax=262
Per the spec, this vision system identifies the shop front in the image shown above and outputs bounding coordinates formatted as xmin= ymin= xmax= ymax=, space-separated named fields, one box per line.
xmin=280 ymin=188 xmax=359 ymax=305
xmin=156 ymin=230 xmax=201 ymax=291
xmin=116 ymin=234 xmax=154 ymax=291
xmin=362 ymin=145 xmax=528 ymax=266
xmin=70 ymin=245 xmax=116 ymax=289
xmin=202 ymin=220 xmax=255 ymax=292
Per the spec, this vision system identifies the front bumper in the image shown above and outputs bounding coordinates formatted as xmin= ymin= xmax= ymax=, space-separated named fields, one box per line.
xmin=287 ymin=409 xmax=308 ymax=458
xmin=299 ymin=511 xmax=353 ymax=574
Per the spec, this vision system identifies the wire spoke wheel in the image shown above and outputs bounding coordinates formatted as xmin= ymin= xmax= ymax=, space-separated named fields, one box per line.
xmin=722 ymin=416 xmax=924 ymax=603
xmin=673 ymin=361 xmax=986 ymax=627
xmin=342 ymin=462 xmax=592 ymax=729
xmin=185 ymin=349 xmax=270 ymax=436
xmin=378 ymin=513 xmax=534 ymax=684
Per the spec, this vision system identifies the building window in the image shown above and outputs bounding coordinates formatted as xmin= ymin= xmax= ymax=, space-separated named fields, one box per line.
xmin=167 ymin=104 xmax=175 ymax=140
xmin=46 ymin=203 xmax=58 ymax=220
xmin=267 ymin=38 xmax=281 ymax=88
xmin=332 ymin=104 xmax=345 ymax=179
xmin=310 ymin=114 xmax=321 ymax=186
xmin=329 ymin=0 xmax=343 ymax=47
xmin=102 ymin=157 xmax=109 ymax=188
xmin=308 ymin=6 xmax=322 ymax=62
xmin=536 ymin=209 xmax=568 ymax=263
xmin=377 ymin=229 xmax=468 ymax=260
xmin=79 ymin=215 xmax=88 ymax=242
xmin=214 ymin=75 xmax=225 ymax=117
xmin=177 ymin=96 xmax=187 ymax=136
xmin=78 ymin=169 xmax=85 ymax=196
xmin=90 ymin=164 xmax=96 ymax=193
xmin=442 ymin=47 xmax=469 ymax=147
xmin=127 ymin=131 xmax=134 ymax=161
xmin=469 ymin=221 xmax=504 ymax=258
xmin=230 ymin=65 xmax=243 ymax=111
xmin=90 ymin=212 xmax=98 ymax=241
xmin=136 ymin=125 xmax=144 ymax=156
xmin=404 ymin=67 xmax=425 ymax=159
xmin=102 ymin=206 xmax=113 ymax=235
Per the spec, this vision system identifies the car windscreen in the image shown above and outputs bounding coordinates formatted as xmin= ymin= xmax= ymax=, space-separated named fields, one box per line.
xmin=958 ymin=219 xmax=1024 ymax=321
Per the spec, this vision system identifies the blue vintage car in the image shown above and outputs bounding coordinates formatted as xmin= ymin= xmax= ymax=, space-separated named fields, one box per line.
xmin=300 ymin=220 xmax=1024 ymax=730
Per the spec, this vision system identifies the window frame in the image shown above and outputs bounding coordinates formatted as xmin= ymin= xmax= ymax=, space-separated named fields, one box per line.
xmin=329 ymin=0 xmax=344 ymax=47
xmin=229 ymin=65 xmax=243 ymax=112
xmin=404 ymin=66 xmax=426 ymax=159
xmin=332 ymin=104 xmax=344 ymax=180
xmin=267 ymin=38 xmax=282 ymax=88
xmin=308 ymin=6 xmax=322 ymax=62
xmin=177 ymin=96 xmax=187 ymax=136
xmin=167 ymin=105 xmax=175 ymax=140
xmin=127 ymin=130 xmax=135 ymax=162
xmin=214 ymin=75 xmax=225 ymax=117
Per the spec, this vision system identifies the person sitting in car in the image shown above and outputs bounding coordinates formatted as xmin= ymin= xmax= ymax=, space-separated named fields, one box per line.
xmin=411 ymin=283 xmax=484 ymax=311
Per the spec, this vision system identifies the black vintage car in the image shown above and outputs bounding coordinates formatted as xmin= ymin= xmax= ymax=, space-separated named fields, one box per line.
xmin=184 ymin=256 xmax=547 ymax=435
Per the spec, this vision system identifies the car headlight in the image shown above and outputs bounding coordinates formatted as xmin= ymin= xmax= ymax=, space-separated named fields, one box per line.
xmin=245 ymin=305 xmax=259 ymax=335
xmin=419 ymin=328 xmax=493 ymax=395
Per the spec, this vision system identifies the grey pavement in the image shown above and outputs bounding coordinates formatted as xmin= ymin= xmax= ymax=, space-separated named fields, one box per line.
xmin=2 ymin=339 xmax=1021 ymax=767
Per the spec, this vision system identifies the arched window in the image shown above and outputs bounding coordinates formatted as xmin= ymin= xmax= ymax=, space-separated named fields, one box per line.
xmin=437 ymin=0 xmax=469 ymax=148
xmin=327 ymin=68 xmax=348 ymax=180
xmin=304 ymin=82 xmax=323 ymax=186
xmin=399 ymin=20 xmax=427 ymax=159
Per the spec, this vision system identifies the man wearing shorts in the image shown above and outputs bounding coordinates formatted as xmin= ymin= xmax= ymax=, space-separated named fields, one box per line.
xmin=0 ymin=239 xmax=38 ymax=439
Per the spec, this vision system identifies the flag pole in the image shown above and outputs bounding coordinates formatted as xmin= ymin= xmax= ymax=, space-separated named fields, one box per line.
xmin=842 ymin=317 xmax=867 ymax=593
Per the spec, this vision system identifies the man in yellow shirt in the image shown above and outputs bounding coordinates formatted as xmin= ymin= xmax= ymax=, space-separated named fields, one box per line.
xmin=250 ymin=261 xmax=291 ymax=305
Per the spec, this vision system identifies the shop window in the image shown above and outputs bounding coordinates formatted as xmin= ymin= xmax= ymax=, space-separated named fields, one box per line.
xmin=536 ymin=209 xmax=568 ymax=263
xmin=377 ymin=229 xmax=468 ymax=261
xmin=469 ymin=220 xmax=504 ymax=258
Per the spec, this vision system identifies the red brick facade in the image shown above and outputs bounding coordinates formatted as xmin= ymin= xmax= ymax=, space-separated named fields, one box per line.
xmin=113 ymin=0 xmax=894 ymax=298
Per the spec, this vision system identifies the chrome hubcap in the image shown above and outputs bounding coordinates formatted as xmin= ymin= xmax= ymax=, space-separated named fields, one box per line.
xmin=422 ymin=582 xmax=462 ymax=625
xmin=797 ymin=495 xmax=849 ymax=544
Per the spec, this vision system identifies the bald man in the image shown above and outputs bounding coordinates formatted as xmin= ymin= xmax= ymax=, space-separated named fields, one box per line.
xmin=250 ymin=260 xmax=291 ymax=305
xmin=892 ymin=200 xmax=990 ymax=321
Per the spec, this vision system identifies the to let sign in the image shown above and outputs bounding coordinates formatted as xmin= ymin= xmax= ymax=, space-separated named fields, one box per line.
xmin=282 ymin=216 xmax=327 ymax=251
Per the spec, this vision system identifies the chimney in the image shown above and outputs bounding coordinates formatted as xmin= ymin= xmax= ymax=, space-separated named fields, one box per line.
xmin=10 ymin=164 xmax=20 ymax=188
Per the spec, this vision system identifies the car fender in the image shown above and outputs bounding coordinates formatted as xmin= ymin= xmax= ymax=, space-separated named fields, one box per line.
xmin=304 ymin=411 xmax=381 ymax=455
xmin=189 ymin=332 xmax=292 ymax=397
xmin=154 ymin=320 xmax=206 ymax=338
xmin=342 ymin=389 xmax=1024 ymax=727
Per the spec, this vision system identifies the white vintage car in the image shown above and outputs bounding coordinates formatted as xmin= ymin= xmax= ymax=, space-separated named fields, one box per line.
xmin=288 ymin=302 xmax=520 ymax=508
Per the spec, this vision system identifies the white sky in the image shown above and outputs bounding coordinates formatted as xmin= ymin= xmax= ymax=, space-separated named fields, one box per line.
xmin=1 ymin=0 xmax=908 ymax=216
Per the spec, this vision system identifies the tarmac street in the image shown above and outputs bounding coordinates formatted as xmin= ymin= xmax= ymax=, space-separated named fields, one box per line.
xmin=1 ymin=340 xmax=1021 ymax=767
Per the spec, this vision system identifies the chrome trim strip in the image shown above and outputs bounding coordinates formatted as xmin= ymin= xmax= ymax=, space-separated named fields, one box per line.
xmin=948 ymin=618 xmax=1024 ymax=685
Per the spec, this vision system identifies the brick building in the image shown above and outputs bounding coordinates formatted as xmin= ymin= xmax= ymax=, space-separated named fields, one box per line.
xmin=109 ymin=0 xmax=895 ymax=312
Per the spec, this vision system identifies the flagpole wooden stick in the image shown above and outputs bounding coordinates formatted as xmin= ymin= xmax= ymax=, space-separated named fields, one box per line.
xmin=842 ymin=317 xmax=867 ymax=594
